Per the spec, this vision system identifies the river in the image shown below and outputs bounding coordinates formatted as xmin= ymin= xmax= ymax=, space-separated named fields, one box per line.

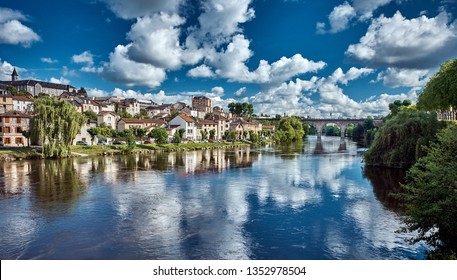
xmin=0 ymin=136 xmax=425 ymax=259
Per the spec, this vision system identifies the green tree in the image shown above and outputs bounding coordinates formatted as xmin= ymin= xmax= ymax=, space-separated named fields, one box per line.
xmin=274 ymin=117 xmax=306 ymax=143
xmin=249 ymin=130 xmax=259 ymax=143
xmin=21 ymin=130 xmax=31 ymax=147
xmin=132 ymin=127 xmax=147 ymax=143
xmin=173 ymin=130 xmax=182 ymax=144
xmin=77 ymin=87 xmax=88 ymax=97
xmin=87 ymin=127 xmax=100 ymax=145
xmin=119 ymin=129 xmax=136 ymax=152
xmin=83 ymin=110 xmax=97 ymax=121
xmin=417 ymin=58 xmax=457 ymax=111
xmin=119 ymin=109 xmax=132 ymax=118
xmin=149 ymin=127 xmax=168 ymax=144
xmin=388 ymin=99 xmax=414 ymax=116
xmin=6 ymin=85 xmax=30 ymax=96
xmin=364 ymin=110 xmax=444 ymax=168
xmin=400 ymin=124 xmax=457 ymax=259
xmin=134 ymin=108 xmax=150 ymax=119
xmin=30 ymin=97 xmax=86 ymax=158
xmin=200 ymin=129 xmax=208 ymax=141
xmin=209 ymin=129 xmax=216 ymax=140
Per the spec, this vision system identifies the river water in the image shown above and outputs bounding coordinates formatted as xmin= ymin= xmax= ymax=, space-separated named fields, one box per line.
xmin=0 ymin=136 xmax=425 ymax=260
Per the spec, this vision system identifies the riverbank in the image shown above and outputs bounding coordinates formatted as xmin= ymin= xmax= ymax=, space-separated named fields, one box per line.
xmin=0 ymin=141 xmax=259 ymax=161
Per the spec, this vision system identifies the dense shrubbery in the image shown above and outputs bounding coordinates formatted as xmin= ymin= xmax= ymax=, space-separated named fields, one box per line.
xmin=400 ymin=124 xmax=457 ymax=259
xmin=364 ymin=110 xmax=444 ymax=169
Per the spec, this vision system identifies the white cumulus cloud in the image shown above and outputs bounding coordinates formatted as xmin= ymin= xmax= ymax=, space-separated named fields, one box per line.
xmin=100 ymin=45 xmax=167 ymax=88
xmin=49 ymin=76 xmax=70 ymax=85
xmin=0 ymin=8 xmax=40 ymax=47
xmin=346 ymin=11 xmax=457 ymax=68
xmin=187 ymin=64 xmax=215 ymax=78
xmin=102 ymin=0 xmax=184 ymax=19
xmin=41 ymin=57 xmax=58 ymax=64
xmin=374 ymin=68 xmax=431 ymax=88
xmin=126 ymin=13 xmax=188 ymax=69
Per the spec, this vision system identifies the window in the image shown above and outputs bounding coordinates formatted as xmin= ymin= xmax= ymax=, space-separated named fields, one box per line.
xmin=4 ymin=137 xmax=11 ymax=144
xmin=0 ymin=127 xmax=2 ymax=132
xmin=4 ymin=117 xmax=10 ymax=123
xmin=187 ymin=129 xmax=193 ymax=134
xmin=15 ymin=138 xmax=23 ymax=144
xmin=16 ymin=127 xmax=22 ymax=133
xmin=4 ymin=127 xmax=11 ymax=133
xmin=16 ymin=118 xmax=21 ymax=124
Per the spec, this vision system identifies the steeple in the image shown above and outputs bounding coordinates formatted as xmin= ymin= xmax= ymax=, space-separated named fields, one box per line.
xmin=11 ymin=68 xmax=18 ymax=81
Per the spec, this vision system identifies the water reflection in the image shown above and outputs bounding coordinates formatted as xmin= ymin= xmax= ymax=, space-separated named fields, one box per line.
xmin=0 ymin=140 xmax=424 ymax=260
xmin=363 ymin=166 xmax=407 ymax=213
xmin=30 ymin=159 xmax=88 ymax=206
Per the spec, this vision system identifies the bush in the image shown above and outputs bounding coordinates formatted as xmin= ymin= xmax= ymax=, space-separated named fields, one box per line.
xmin=364 ymin=111 xmax=444 ymax=169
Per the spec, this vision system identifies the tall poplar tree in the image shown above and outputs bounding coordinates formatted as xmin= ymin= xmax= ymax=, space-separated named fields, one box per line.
xmin=31 ymin=97 xmax=86 ymax=158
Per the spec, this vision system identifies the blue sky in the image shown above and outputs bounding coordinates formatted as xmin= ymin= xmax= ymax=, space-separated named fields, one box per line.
xmin=1 ymin=0 xmax=457 ymax=117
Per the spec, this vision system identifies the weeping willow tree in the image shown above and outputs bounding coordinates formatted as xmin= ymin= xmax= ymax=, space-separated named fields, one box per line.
xmin=30 ymin=97 xmax=86 ymax=158
xmin=364 ymin=110 xmax=445 ymax=169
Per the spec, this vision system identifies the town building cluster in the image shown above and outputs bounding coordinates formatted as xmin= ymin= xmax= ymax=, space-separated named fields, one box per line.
xmin=0 ymin=69 xmax=273 ymax=147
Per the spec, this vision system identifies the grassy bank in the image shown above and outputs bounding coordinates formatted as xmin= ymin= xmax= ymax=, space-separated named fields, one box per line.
xmin=0 ymin=147 xmax=42 ymax=160
xmin=0 ymin=141 xmax=267 ymax=161
xmin=70 ymin=141 xmax=251 ymax=156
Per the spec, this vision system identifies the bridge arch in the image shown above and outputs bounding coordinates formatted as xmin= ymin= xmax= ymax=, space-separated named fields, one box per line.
xmin=302 ymin=118 xmax=382 ymax=141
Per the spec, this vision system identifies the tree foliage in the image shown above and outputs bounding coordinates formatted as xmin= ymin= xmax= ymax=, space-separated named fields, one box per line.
xmin=388 ymin=99 xmax=413 ymax=116
xmin=149 ymin=127 xmax=168 ymax=144
xmin=417 ymin=58 xmax=457 ymax=111
xmin=6 ymin=85 xmax=30 ymax=96
xmin=173 ymin=128 xmax=186 ymax=144
xmin=364 ymin=111 xmax=444 ymax=168
xmin=77 ymin=87 xmax=88 ymax=97
xmin=134 ymin=108 xmax=150 ymax=119
xmin=119 ymin=109 xmax=132 ymax=118
xmin=87 ymin=127 xmax=99 ymax=145
xmin=209 ymin=129 xmax=216 ymax=140
xmin=274 ymin=117 xmax=306 ymax=143
xmin=31 ymin=97 xmax=86 ymax=158
xmin=83 ymin=110 xmax=97 ymax=121
xmin=228 ymin=102 xmax=254 ymax=118
xmin=200 ymin=129 xmax=208 ymax=140
xmin=400 ymin=124 xmax=457 ymax=259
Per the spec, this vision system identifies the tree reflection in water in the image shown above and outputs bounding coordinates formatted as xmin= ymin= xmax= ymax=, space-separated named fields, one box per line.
xmin=29 ymin=159 xmax=87 ymax=210
xmin=363 ymin=166 xmax=407 ymax=213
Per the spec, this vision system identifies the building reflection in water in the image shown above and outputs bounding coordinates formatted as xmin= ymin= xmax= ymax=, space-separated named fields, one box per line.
xmin=0 ymin=141 xmax=422 ymax=259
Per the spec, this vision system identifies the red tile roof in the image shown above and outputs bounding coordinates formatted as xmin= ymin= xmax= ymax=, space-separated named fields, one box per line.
xmin=179 ymin=113 xmax=194 ymax=123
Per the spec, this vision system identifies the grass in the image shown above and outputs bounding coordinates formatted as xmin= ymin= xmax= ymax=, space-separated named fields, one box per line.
xmin=1 ymin=141 xmax=257 ymax=160
xmin=71 ymin=141 xmax=250 ymax=156
xmin=0 ymin=147 xmax=42 ymax=159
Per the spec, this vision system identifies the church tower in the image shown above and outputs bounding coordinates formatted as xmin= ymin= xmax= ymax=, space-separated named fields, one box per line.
xmin=11 ymin=68 xmax=18 ymax=81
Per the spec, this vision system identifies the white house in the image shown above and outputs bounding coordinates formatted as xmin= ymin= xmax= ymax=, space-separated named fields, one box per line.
xmin=12 ymin=96 xmax=33 ymax=113
xmin=169 ymin=113 xmax=196 ymax=141
xmin=97 ymin=111 xmax=119 ymax=130
xmin=73 ymin=120 xmax=98 ymax=145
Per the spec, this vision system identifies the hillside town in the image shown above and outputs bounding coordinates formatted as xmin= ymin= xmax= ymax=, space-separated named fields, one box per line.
xmin=0 ymin=69 xmax=274 ymax=147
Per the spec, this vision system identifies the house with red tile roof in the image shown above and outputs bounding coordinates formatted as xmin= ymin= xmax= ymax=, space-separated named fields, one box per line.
xmin=169 ymin=113 xmax=196 ymax=141
xmin=117 ymin=118 xmax=166 ymax=132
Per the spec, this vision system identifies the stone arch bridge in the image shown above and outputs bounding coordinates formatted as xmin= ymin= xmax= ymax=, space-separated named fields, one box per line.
xmin=301 ymin=118 xmax=383 ymax=140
